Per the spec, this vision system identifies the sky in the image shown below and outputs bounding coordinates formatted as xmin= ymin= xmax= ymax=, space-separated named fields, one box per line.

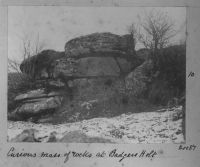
xmin=8 ymin=6 xmax=186 ymax=63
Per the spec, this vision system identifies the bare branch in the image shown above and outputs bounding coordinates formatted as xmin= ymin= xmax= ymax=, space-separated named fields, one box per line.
xmin=138 ymin=10 xmax=176 ymax=51
xmin=127 ymin=23 xmax=138 ymax=51
xmin=9 ymin=32 xmax=46 ymax=74
xmin=8 ymin=58 xmax=21 ymax=73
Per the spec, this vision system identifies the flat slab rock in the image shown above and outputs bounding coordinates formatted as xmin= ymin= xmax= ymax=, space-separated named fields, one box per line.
xmin=11 ymin=89 xmax=63 ymax=119
xmin=15 ymin=89 xmax=46 ymax=101
xmin=8 ymin=107 xmax=184 ymax=143
xmin=15 ymin=89 xmax=63 ymax=102
xmin=15 ymin=96 xmax=63 ymax=115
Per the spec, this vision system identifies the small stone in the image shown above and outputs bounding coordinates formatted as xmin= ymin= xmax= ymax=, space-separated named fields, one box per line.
xmin=119 ymin=125 xmax=125 ymax=129
xmin=127 ymin=134 xmax=136 ymax=139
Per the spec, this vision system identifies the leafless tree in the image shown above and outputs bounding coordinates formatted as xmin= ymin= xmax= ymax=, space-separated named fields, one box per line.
xmin=22 ymin=32 xmax=45 ymax=60
xmin=8 ymin=58 xmax=21 ymax=73
xmin=127 ymin=23 xmax=138 ymax=51
xmin=8 ymin=33 xmax=45 ymax=73
xmin=137 ymin=10 xmax=176 ymax=54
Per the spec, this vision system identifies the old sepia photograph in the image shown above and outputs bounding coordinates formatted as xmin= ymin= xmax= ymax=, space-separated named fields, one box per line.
xmin=7 ymin=6 xmax=186 ymax=143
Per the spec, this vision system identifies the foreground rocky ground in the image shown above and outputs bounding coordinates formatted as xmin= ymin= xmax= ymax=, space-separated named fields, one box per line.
xmin=8 ymin=106 xmax=184 ymax=143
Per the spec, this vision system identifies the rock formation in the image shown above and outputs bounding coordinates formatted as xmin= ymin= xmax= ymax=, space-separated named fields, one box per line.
xmin=9 ymin=32 xmax=145 ymax=123
xmin=8 ymin=33 xmax=186 ymax=143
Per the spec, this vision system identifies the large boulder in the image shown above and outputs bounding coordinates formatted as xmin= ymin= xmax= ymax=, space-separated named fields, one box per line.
xmin=20 ymin=50 xmax=65 ymax=79
xmin=20 ymin=33 xmax=142 ymax=80
xmin=64 ymin=32 xmax=135 ymax=57
xmin=63 ymin=32 xmax=141 ymax=77
xmin=52 ymin=56 xmax=135 ymax=78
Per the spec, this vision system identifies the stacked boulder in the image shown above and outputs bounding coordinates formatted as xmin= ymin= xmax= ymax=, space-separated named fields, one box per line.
xmin=9 ymin=32 xmax=145 ymax=123
xmin=10 ymin=89 xmax=63 ymax=121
